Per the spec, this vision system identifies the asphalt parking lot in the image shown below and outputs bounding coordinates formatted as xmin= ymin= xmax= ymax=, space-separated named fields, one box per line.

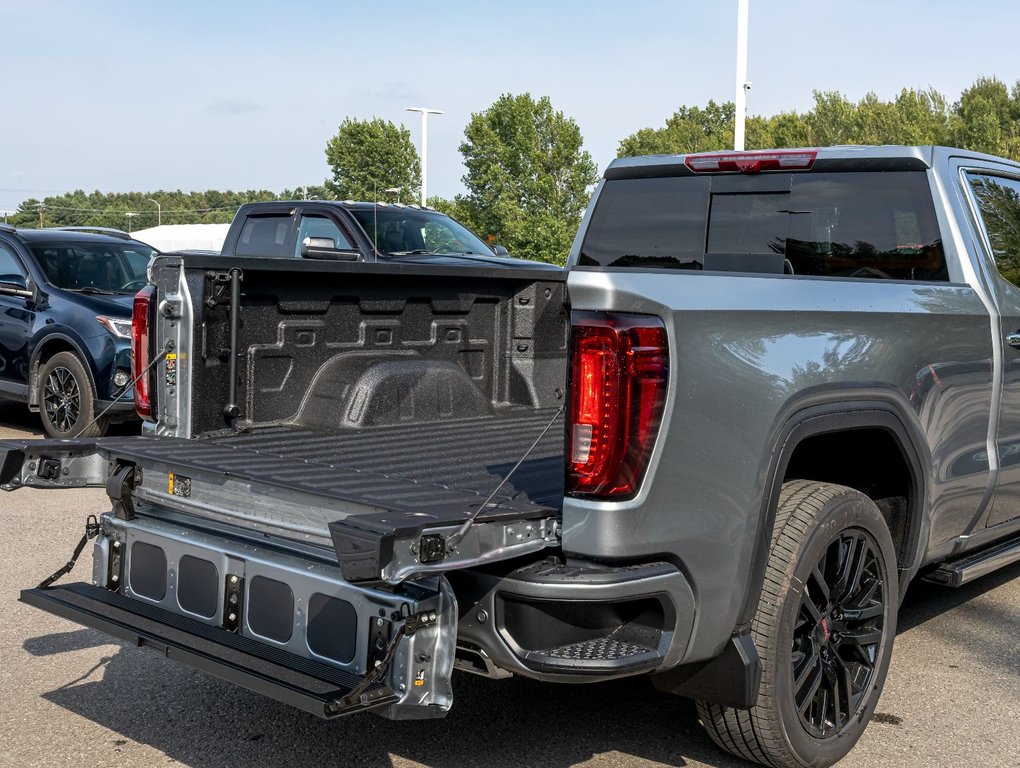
xmin=0 ymin=402 xmax=1017 ymax=768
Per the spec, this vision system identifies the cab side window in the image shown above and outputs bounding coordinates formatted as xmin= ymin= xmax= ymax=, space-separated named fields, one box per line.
xmin=967 ymin=173 xmax=1020 ymax=286
xmin=235 ymin=215 xmax=294 ymax=258
xmin=295 ymin=215 xmax=353 ymax=257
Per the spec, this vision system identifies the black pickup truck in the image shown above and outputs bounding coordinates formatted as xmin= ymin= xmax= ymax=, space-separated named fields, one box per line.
xmin=221 ymin=200 xmax=531 ymax=268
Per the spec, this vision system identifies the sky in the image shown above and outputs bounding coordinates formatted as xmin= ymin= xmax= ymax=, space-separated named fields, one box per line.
xmin=2 ymin=0 xmax=1019 ymax=211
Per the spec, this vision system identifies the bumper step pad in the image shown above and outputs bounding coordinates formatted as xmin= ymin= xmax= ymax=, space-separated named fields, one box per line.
xmin=20 ymin=583 xmax=396 ymax=718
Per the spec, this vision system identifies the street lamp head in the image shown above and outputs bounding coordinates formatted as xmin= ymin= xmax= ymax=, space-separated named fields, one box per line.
xmin=405 ymin=106 xmax=445 ymax=116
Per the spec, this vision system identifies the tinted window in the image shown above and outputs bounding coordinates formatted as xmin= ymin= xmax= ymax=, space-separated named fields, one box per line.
xmin=349 ymin=207 xmax=492 ymax=256
xmin=295 ymin=215 xmax=353 ymax=256
xmin=236 ymin=215 xmax=293 ymax=257
xmin=966 ymin=173 xmax=1020 ymax=286
xmin=0 ymin=242 xmax=25 ymax=281
xmin=579 ymin=171 xmax=948 ymax=281
xmin=30 ymin=241 xmax=153 ymax=293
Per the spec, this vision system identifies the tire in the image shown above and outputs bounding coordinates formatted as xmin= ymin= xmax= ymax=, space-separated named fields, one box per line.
xmin=38 ymin=351 xmax=109 ymax=438
xmin=697 ymin=480 xmax=899 ymax=768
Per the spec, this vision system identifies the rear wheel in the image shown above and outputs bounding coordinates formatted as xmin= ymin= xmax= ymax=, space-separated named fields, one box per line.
xmin=697 ymin=480 xmax=898 ymax=768
xmin=38 ymin=351 xmax=108 ymax=438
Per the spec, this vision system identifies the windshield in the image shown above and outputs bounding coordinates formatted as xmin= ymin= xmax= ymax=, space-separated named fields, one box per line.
xmin=349 ymin=207 xmax=492 ymax=257
xmin=30 ymin=241 xmax=156 ymax=294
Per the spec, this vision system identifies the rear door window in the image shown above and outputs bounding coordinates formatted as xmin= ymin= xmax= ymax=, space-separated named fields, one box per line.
xmin=236 ymin=215 xmax=294 ymax=258
xmin=966 ymin=172 xmax=1020 ymax=286
xmin=578 ymin=171 xmax=948 ymax=281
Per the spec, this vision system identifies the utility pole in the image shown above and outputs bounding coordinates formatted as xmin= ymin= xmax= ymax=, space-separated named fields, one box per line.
xmin=405 ymin=107 xmax=444 ymax=206
xmin=734 ymin=0 xmax=750 ymax=151
xmin=37 ymin=203 xmax=44 ymax=228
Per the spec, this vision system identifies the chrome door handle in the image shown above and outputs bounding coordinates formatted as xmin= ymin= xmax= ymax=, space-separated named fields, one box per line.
xmin=1008 ymin=332 xmax=1020 ymax=349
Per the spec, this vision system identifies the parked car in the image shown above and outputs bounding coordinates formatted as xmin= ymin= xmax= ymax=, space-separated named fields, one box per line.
xmin=0 ymin=225 xmax=155 ymax=437
xmin=221 ymin=200 xmax=538 ymax=267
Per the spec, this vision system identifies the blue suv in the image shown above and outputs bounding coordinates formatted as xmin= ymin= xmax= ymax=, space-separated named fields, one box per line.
xmin=0 ymin=225 xmax=155 ymax=437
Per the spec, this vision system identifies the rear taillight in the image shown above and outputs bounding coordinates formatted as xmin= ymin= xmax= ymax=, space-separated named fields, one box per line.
xmin=132 ymin=285 xmax=154 ymax=420
xmin=567 ymin=312 xmax=669 ymax=499
xmin=684 ymin=149 xmax=816 ymax=174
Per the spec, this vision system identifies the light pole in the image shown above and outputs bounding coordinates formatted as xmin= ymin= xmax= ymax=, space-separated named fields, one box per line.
xmin=405 ymin=106 xmax=443 ymax=206
xmin=384 ymin=187 xmax=402 ymax=203
xmin=148 ymin=198 xmax=161 ymax=226
xmin=124 ymin=212 xmax=138 ymax=233
xmin=734 ymin=0 xmax=750 ymax=150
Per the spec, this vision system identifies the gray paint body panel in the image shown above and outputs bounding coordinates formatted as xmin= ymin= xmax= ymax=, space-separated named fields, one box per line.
xmin=563 ymin=146 xmax=1020 ymax=662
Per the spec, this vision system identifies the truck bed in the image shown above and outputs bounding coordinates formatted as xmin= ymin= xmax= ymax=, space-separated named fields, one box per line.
xmin=104 ymin=407 xmax=564 ymax=546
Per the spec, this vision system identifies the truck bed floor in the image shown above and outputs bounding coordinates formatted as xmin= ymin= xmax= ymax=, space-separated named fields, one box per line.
xmin=103 ymin=408 xmax=565 ymax=536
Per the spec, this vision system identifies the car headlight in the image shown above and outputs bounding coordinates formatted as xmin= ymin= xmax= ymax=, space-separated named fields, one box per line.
xmin=97 ymin=315 xmax=132 ymax=339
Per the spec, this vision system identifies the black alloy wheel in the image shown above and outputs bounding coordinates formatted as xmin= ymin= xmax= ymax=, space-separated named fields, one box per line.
xmin=37 ymin=351 xmax=108 ymax=438
xmin=43 ymin=364 xmax=81 ymax=433
xmin=792 ymin=528 xmax=886 ymax=738
xmin=697 ymin=480 xmax=898 ymax=768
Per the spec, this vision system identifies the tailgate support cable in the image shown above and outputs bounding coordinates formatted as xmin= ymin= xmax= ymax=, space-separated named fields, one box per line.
xmin=72 ymin=347 xmax=169 ymax=438
xmin=37 ymin=515 xmax=100 ymax=589
xmin=445 ymin=404 xmax=564 ymax=552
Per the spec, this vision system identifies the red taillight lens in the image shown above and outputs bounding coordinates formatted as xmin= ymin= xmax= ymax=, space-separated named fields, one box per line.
xmin=684 ymin=149 xmax=816 ymax=174
xmin=567 ymin=312 xmax=669 ymax=499
xmin=132 ymin=286 xmax=154 ymax=420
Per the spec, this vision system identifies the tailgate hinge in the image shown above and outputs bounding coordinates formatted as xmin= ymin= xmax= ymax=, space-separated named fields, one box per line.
xmin=107 ymin=462 xmax=140 ymax=520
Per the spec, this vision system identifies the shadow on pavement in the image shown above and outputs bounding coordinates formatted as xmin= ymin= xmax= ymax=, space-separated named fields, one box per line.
xmin=23 ymin=627 xmax=115 ymax=657
xmin=899 ymin=559 xmax=1020 ymax=633
xmin=0 ymin=400 xmax=140 ymax=438
xmin=33 ymin=649 xmax=751 ymax=768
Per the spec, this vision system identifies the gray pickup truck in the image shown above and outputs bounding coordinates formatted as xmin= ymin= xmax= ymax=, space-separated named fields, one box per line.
xmin=10 ymin=145 xmax=1020 ymax=768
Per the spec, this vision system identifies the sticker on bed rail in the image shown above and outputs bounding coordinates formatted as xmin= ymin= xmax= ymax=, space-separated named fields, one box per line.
xmin=165 ymin=353 xmax=177 ymax=387
xmin=168 ymin=472 xmax=191 ymax=498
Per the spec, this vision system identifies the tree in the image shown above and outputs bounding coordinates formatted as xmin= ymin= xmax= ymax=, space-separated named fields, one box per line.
xmin=618 ymin=100 xmax=736 ymax=157
xmin=458 ymin=93 xmax=597 ymax=265
xmin=324 ymin=118 xmax=420 ymax=202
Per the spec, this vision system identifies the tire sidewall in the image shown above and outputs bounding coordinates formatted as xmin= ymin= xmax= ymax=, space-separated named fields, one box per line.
xmin=773 ymin=493 xmax=899 ymax=767
xmin=38 ymin=352 xmax=97 ymax=438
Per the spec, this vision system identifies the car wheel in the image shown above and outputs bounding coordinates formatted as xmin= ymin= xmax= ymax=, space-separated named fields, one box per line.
xmin=697 ymin=480 xmax=898 ymax=768
xmin=38 ymin=351 xmax=109 ymax=438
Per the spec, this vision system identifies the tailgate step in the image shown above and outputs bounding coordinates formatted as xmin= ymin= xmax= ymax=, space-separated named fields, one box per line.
xmin=519 ymin=630 xmax=662 ymax=674
xmin=20 ymin=583 xmax=396 ymax=718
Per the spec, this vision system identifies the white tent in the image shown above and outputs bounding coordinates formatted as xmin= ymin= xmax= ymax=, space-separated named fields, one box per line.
xmin=132 ymin=223 xmax=230 ymax=253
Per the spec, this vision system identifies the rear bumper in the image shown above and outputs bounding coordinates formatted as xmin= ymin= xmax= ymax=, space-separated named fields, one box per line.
xmin=94 ymin=398 xmax=137 ymax=420
xmin=451 ymin=559 xmax=696 ymax=683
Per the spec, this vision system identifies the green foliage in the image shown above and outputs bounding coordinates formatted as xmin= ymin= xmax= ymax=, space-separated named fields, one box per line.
xmin=618 ymin=101 xmax=735 ymax=156
xmin=616 ymin=79 xmax=1019 ymax=161
xmin=8 ymin=189 xmax=285 ymax=230
xmin=457 ymin=93 xmax=597 ymax=265
xmin=324 ymin=118 xmax=420 ymax=202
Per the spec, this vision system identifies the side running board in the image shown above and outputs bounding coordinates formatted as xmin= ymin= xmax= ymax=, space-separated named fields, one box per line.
xmin=923 ymin=534 xmax=1020 ymax=587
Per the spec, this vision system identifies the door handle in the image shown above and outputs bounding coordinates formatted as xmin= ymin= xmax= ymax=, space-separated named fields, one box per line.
xmin=1008 ymin=332 xmax=1020 ymax=349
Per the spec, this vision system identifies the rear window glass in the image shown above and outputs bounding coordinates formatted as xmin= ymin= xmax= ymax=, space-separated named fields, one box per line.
xmin=578 ymin=171 xmax=948 ymax=281
xmin=236 ymin=215 xmax=293 ymax=257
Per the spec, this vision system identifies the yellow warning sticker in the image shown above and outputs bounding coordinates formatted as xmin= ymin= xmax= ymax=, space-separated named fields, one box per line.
xmin=168 ymin=472 xmax=174 ymax=494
